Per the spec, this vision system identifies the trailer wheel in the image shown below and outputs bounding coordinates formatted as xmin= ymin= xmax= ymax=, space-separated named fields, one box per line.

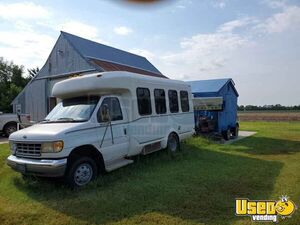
xmin=232 ymin=125 xmax=239 ymax=138
xmin=222 ymin=129 xmax=231 ymax=141
xmin=4 ymin=122 xmax=17 ymax=137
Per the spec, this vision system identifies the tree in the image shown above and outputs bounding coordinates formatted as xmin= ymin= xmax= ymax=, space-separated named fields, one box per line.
xmin=0 ymin=57 xmax=31 ymax=113
xmin=238 ymin=104 xmax=300 ymax=111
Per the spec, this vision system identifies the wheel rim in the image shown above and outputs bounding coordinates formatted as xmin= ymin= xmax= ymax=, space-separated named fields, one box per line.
xmin=74 ymin=163 xmax=93 ymax=186
xmin=7 ymin=126 xmax=16 ymax=135
xmin=169 ymin=135 xmax=177 ymax=152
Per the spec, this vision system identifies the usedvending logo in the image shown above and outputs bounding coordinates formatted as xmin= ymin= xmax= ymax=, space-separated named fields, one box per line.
xmin=235 ymin=196 xmax=297 ymax=222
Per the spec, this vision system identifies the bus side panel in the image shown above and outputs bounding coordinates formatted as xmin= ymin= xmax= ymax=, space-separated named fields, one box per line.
xmin=127 ymin=112 xmax=194 ymax=156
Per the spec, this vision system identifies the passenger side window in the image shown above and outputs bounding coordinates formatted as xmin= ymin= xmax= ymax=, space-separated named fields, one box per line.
xmin=180 ymin=91 xmax=190 ymax=112
xmin=137 ymin=88 xmax=152 ymax=116
xmin=168 ymin=90 xmax=179 ymax=113
xmin=154 ymin=89 xmax=166 ymax=114
xmin=98 ymin=97 xmax=123 ymax=122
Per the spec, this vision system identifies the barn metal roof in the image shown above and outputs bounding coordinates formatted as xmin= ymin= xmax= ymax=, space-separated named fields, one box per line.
xmin=90 ymin=58 xmax=168 ymax=78
xmin=187 ymin=78 xmax=238 ymax=96
xmin=61 ymin=31 xmax=163 ymax=76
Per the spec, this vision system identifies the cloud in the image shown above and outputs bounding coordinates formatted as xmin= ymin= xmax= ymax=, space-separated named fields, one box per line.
xmin=0 ymin=3 xmax=108 ymax=69
xmin=0 ymin=31 xmax=55 ymax=68
xmin=212 ymin=1 xmax=226 ymax=9
xmin=14 ymin=20 xmax=34 ymax=32
xmin=155 ymin=17 xmax=255 ymax=79
xmin=114 ymin=26 xmax=133 ymax=35
xmin=257 ymin=5 xmax=300 ymax=33
xmin=218 ymin=17 xmax=257 ymax=33
xmin=175 ymin=0 xmax=192 ymax=9
xmin=152 ymin=3 xmax=300 ymax=104
xmin=262 ymin=0 xmax=287 ymax=8
xmin=0 ymin=2 xmax=50 ymax=20
xmin=159 ymin=32 xmax=251 ymax=79
xmin=0 ymin=2 xmax=54 ymax=68
xmin=58 ymin=21 xmax=99 ymax=39
xmin=157 ymin=3 xmax=300 ymax=79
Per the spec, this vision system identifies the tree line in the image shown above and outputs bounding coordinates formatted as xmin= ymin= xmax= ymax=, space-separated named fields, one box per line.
xmin=238 ymin=104 xmax=300 ymax=111
xmin=0 ymin=57 xmax=39 ymax=113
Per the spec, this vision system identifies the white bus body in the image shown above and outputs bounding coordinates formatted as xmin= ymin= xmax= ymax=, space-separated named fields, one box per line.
xmin=7 ymin=72 xmax=194 ymax=187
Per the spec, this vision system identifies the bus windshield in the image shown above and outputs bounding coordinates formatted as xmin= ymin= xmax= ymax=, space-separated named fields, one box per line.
xmin=44 ymin=96 xmax=100 ymax=122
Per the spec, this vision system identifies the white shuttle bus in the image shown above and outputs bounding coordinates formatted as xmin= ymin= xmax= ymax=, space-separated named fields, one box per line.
xmin=7 ymin=72 xmax=194 ymax=187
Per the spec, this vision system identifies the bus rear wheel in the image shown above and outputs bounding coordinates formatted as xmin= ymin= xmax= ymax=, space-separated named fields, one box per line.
xmin=167 ymin=133 xmax=179 ymax=154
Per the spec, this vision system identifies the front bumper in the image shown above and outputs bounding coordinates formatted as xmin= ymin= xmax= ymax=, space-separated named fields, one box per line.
xmin=7 ymin=155 xmax=67 ymax=177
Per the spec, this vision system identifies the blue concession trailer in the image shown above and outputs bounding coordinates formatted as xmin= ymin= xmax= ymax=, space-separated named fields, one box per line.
xmin=187 ymin=78 xmax=239 ymax=140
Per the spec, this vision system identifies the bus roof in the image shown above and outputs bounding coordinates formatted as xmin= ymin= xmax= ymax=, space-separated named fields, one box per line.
xmin=52 ymin=71 xmax=190 ymax=99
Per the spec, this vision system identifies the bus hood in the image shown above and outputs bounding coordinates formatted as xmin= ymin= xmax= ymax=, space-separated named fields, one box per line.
xmin=9 ymin=122 xmax=90 ymax=141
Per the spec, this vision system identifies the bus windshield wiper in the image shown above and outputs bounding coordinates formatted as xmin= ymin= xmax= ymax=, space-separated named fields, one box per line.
xmin=56 ymin=117 xmax=75 ymax=121
xmin=40 ymin=119 xmax=50 ymax=123
xmin=54 ymin=118 xmax=87 ymax=123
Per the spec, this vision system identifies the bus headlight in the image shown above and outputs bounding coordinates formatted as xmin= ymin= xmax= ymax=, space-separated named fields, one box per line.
xmin=53 ymin=141 xmax=64 ymax=152
xmin=9 ymin=141 xmax=17 ymax=154
xmin=41 ymin=141 xmax=64 ymax=153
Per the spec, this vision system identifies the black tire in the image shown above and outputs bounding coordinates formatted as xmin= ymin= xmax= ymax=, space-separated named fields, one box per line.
xmin=65 ymin=156 xmax=98 ymax=188
xmin=222 ymin=129 xmax=231 ymax=141
xmin=167 ymin=133 xmax=179 ymax=154
xmin=4 ymin=123 xmax=17 ymax=137
xmin=233 ymin=126 xmax=239 ymax=138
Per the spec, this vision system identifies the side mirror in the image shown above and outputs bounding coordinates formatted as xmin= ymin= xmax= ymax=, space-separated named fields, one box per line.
xmin=100 ymin=104 xmax=110 ymax=122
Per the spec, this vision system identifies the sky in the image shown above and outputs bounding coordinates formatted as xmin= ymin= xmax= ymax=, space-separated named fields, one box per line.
xmin=0 ymin=0 xmax=299 ymax=106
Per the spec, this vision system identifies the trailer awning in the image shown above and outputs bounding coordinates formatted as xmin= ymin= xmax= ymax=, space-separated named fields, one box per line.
xmin=193 ymin=97 xmax=223 ymax=111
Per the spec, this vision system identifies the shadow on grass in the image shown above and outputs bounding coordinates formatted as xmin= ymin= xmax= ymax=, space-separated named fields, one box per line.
xmin=223 ymin=136 xmax=300 ymax=155
xmin=13 ymin=143 xmax=283 ymax=225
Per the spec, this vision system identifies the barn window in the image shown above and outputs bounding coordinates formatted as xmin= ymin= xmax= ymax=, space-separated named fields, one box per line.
xmin=154 ymin=89 xmax=166 ymax=114
xmin=168 ymin=90 xmax=179 ymax=113
xmin=137 ymin=88 xmax=152 ymax=116
xmin=180 ymin=91 xmax=190 ymax=112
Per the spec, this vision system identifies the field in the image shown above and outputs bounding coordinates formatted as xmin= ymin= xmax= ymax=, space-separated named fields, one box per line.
xmin=0 ymin=121 xmax=300 ymax=225
xmin=238 ymin=110 xmax=300 ymax=121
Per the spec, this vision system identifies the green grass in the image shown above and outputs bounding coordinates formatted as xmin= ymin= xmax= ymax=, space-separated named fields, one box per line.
xmin=0 ymin=121 xmax=300 ymax=225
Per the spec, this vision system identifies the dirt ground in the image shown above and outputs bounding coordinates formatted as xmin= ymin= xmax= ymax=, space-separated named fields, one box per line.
xmin=238 ymin=111 xmax=300 ymax=121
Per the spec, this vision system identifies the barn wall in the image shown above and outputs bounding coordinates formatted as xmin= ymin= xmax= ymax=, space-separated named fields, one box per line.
xmin=11 ymin=91 xmax=26 ymax=114
xmin=24 ymin=79 xmax=47 ymax=121
xmin=12 ymin=34 xmax=97 ymax=120
xmin=38 ymin=35 xmax=94 ymax=77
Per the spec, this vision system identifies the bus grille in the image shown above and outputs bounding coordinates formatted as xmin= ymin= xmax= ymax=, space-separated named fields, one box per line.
xmin=16 ymin=143 xmax=41 ymax=158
